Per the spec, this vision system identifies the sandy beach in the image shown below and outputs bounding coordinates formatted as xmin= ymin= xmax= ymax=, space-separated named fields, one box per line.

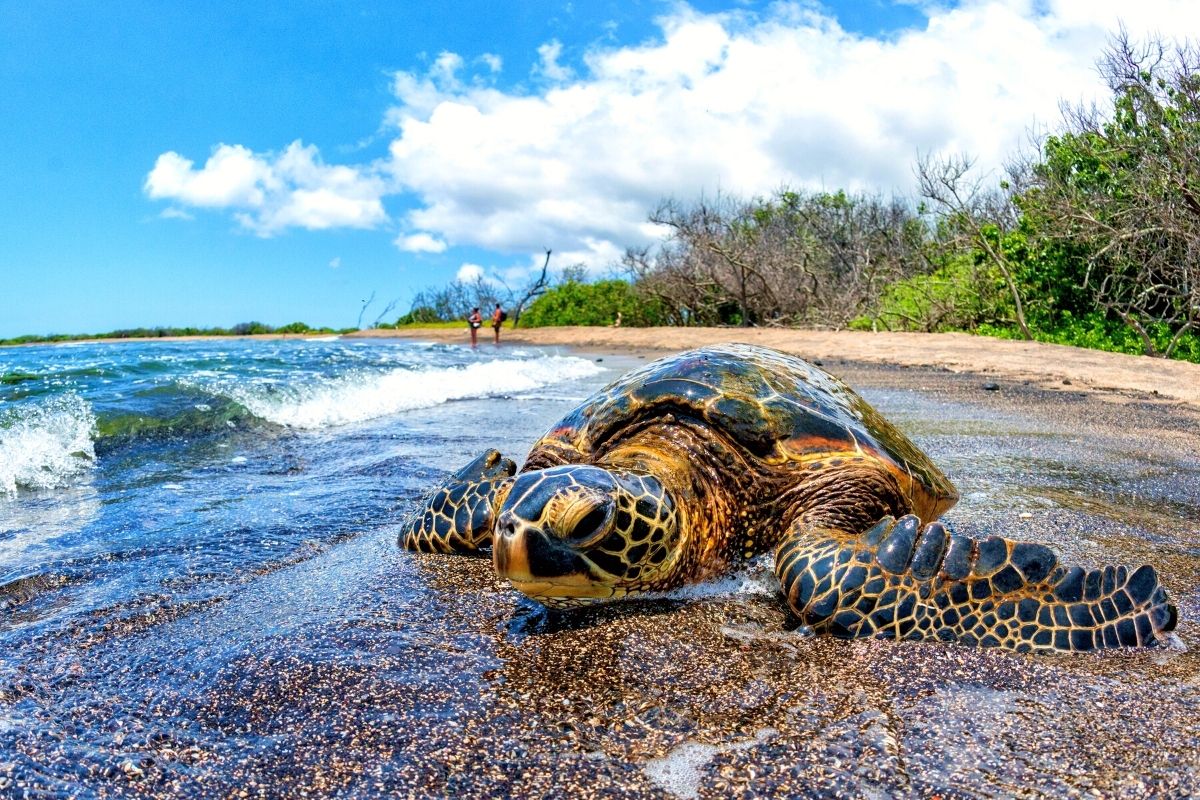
xmin=5 ymin=332 xmax=1199 ymax=797
xmin=16 ymin=326 xmax=1199 ymax=407
xmin=348 ymin=326 xmax=1200 ymax=408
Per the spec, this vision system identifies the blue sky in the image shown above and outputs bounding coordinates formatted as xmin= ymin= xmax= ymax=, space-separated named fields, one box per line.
xmin=1 ymin=1 xmax=1192 ymax=337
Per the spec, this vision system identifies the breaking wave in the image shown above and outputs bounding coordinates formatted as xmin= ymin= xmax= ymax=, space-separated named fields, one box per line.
xmin=0 ymin=353 xmax=605 ymax=481
xmin=0 ymin=394 xmax=97 ymax=497
xmin=206 ymin=355 xmax=604 ymax=429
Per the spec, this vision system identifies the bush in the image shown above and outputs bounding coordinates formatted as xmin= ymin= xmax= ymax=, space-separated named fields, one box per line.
xmin=275 ymin=322 xmax=313 ymax=334
xmin=230 ymin=321 xmax=273 ymax=336
xmin=395 ymin=305 xmax=444 ymax=325
xmin=979 ymin=312 xmax=1200 ymax=363
xmin=520 ymin=279 xmax=667 ymax=327
xmin=852 ymin=257 xmax=1010 ymax=333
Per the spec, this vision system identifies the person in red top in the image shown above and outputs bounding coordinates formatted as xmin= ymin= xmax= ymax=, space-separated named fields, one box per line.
xmin=491 ymin=303 xmax=505 ymax=345
xmin=467 ymin=307 xmax=482 ymax=348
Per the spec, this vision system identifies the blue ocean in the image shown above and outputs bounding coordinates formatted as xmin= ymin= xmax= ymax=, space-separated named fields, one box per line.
xmin=0 ymin=337 xmax=622 ymax=794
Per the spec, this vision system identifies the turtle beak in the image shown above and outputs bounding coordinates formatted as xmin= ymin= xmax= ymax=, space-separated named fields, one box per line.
xmin=492 ymin=512 xmax=530 ymax=578
xmin=493 ymin=511 xmax=610 ymax=604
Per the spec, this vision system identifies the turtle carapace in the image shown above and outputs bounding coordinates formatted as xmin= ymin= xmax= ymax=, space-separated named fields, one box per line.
xmin=399 ymin=344 xmax=1177 ymax=653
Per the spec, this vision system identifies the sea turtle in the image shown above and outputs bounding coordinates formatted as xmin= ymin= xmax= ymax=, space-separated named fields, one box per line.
xmin=399 ymin=344 xmax=1177 ymax=652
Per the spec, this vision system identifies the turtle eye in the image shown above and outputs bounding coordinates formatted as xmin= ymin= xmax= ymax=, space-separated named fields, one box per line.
xmin=563 ymin=502 xmax=613 ymax=546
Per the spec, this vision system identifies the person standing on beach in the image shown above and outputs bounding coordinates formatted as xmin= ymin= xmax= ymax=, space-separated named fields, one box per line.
xmin=491 ymin=303 xmax=505 ymax=345
xmin=467 ymin=307 xmax=483 ymax=348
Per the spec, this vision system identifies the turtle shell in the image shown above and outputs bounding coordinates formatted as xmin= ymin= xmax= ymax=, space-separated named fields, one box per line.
xmin=527 ymin=343 xmax=955 ymax=506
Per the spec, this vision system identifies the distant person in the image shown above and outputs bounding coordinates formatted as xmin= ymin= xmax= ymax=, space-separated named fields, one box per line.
xmin=467 ymin=307 xmax=483 ymax=348
xmin=491 ymin=303 xmax=507 ymax=344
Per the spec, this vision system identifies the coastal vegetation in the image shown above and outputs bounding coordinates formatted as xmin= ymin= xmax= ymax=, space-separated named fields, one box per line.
xmin=8 ymin=35 xmax=1196 ymax=365
xmin=0 ymin=321 xmax=348 ymax=347
xmin=398 ymin=32 xmax=1200 ymax=363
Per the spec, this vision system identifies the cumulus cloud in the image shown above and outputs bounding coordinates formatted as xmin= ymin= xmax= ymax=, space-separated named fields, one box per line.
xmin=535 ymin=40 xmax=573 ymax=82
xmin=144 ymin=141 xmax=387 ymax=236
xmin=480 ymin=53 xmax=503 ymax=73
xmin=430 ymin=51 xmax=465 ymax=88
xmin=147 ymin=1 xmax=1200 ymax=266
xmin=146 ymin=145 xmax=269 ymax=207
xmin=396 ymin=232 xmax=448 ymax=253
xmin=456 ymin=263 xmax=485 ymax=282
xmin=380 ymin=1 xmax=1200 ymax=268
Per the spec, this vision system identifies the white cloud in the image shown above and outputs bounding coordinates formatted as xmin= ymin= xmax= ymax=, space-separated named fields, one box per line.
xmin=396 ymin=232 xmax=448 ymax=253
xmin=329 ymin=256 xmax=341 ymax=269
xmin=159 ymin=207 xmax=194 ymax=221
xmin=144 ymin=141 xmax=387 ymax=236
xmin=456 ymin=263 xmax=485 ymax=283
xmin=381 ymin=1 xmax=1200 ymax=268
xmin=431 ymin=51 xmax=465 ymax=88
xmin=535 ymin=39 xmax=573 ymax=82
xmin=146 ymin=145 xmax=269 ymax=207
xmin=480 ymin=53 xmax=503 ymax=73
xmin=148 ymin=1 xmax=1200 ymax=265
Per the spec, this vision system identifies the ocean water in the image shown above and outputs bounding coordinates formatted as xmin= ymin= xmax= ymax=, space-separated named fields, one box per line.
xmin=0 ymin=337 xmax=617 ymax=794
xmin=3 ymin=338 xmax=1198 ymax=797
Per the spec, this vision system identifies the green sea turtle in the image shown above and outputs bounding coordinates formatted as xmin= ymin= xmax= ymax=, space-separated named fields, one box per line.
xmin=399 ymin=344 xmax=1177 ymax=652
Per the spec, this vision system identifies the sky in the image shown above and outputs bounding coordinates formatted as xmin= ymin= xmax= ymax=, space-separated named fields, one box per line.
xmin=2 ymin=0 xmax=1198 ymax=337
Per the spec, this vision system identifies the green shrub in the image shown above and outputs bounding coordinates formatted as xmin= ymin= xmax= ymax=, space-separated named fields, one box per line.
xmin=395 ymin=305 xmax=443 ymax=325
xmin=979 ymin=312 xmax=1200 ymax=363
xmin=275 ymin=321 xmax=312 ymax=334
xmin=230 ymin=321 xmax=273 ymax=335
xmin=853 ymin=257 xmax=1010 ymax=333
xmin=520 ymin=279 xmax=667 ymax=327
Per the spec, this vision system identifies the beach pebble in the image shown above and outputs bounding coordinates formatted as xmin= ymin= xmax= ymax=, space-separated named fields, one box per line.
xmin=982 ymin=382 xmax=1000 ymax=391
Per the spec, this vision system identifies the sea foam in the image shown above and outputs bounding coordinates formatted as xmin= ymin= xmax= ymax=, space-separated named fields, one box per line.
xmin=216 ymin=355 xmax=605 ymax=429
xmin=0 ymin=394 xmax=97 ymax=497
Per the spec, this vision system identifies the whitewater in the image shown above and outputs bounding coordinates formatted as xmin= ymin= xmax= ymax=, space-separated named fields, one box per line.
xmin=0 ymin=336 xmax=636 ymax=793
xmin=0 ymin=338 xmax=606 ymax=496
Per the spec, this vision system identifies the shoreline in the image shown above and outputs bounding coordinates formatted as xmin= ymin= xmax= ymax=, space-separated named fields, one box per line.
xmin=347 ymin=326 xmax=1200 ymax=408
xmin=6 ymin=326 xmax=1199 ymax=409
xmin=0 ymin=332 xmax=332 ymax=347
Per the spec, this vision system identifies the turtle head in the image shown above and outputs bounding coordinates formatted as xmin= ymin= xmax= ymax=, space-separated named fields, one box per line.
xmin=492 ymin=465 xmax=679 ymax=608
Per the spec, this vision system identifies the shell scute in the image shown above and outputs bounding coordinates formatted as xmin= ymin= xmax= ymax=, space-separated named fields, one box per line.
xmin=632 ymin=377 xmax=721 ymax=407
xmin=524 ymin=343 xmax=954 ymax=506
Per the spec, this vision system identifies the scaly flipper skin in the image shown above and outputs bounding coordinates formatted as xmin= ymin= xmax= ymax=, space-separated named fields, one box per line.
xmin=775 ymin=514 xmax=1178 ymax=652
xmin=399 ymin=450 xmax=515 ymax=553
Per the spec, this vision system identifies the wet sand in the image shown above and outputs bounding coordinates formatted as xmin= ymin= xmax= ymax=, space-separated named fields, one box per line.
xmin=353 ymin=360 xmax=1200 ymax=799
xmin=349 ymin=325 xmax=1200 ymax=408
xmin=6 ymin=342 xmax=1199 ymax=798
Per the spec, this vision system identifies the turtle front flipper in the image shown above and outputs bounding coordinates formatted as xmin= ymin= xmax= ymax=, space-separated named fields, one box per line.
xmin=399 ymin=450 xmax=516 ymax=553
xmin=775 ymin=514 xmax=1178 ymax=652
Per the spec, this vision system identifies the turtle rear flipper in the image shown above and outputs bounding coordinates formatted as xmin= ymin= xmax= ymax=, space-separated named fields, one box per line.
xmin=399 ymin=450 xmax=515 ymax=554
xmin=775 ymin=514 xmax=1177 ymax=652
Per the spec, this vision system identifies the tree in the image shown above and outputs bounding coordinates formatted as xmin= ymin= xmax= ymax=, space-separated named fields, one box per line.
xmin=1018 ymin=30 xmax=1200 ymax=357
xmin=916 ymin=153 xmax=1034 ymax=339
xmin=398 ymin=251 xmax=554 ymax=326
xmin=356 ymin=291 xmax=376 ymax=330
xmin=506 ymin=250 xmax=552 ymax=328
xmin=628 ymin=189 xmax=929 ymax=329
